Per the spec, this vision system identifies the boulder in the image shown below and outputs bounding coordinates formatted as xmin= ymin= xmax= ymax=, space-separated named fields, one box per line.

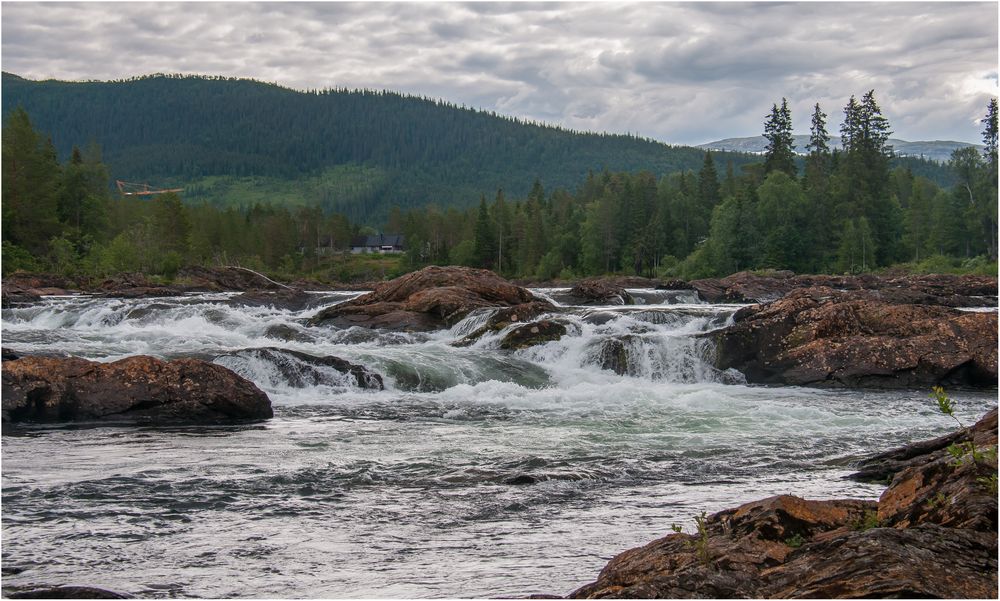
xmin=499 ymin=320 xmax=568 ymax=350
xmin=569 ymin=409 xmax=998 ymax=599
xmin=712 ymin=287 xmax=998 ymax=388
xmin=1 ymin=284 xmax=41 ymax=307
xmin=567 ymin=279 xmax=634 ymax=306
xmin=308 ymin=266 xmax=550 ymax=331
xmin=2 ymin=355 xmax=273 ymax=423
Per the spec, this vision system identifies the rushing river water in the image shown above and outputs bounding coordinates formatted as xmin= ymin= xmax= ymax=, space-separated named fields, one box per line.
xmin=2 ymin=289 xmax=995 ymax=598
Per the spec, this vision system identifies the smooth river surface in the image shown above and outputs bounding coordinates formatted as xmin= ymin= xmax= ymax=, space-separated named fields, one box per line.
xmin=2 ymin=289 xmax=995 ymax=598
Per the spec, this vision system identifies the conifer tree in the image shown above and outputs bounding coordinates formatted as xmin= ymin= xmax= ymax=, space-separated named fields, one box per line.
xmin=763 ymin=98 xmax=796 ymax=176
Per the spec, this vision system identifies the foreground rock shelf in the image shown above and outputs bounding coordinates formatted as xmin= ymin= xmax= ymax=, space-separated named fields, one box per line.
xmin=1 ymin=355 xmax=273 ymax=423
xmin=567 ymin=408 xmax=998 ymax=599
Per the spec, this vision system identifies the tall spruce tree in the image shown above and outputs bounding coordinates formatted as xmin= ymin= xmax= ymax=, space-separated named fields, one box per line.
xmin=763 ymin=98 xmax=796 ymax=176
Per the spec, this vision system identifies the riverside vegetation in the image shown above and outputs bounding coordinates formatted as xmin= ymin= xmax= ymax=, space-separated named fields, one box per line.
xmin=2 ymin=78 xmax=997 ymax=286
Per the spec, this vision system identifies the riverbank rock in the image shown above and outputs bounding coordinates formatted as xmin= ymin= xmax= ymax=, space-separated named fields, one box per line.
xmin=569 ymin=409 xmax=998 ymax=599
xmin=1 ymin=355 xmax=273 ymax=423
xmin=688 ymin=271 xmax=996 ymax=306
xmin=176 ymin=265 xmax=286 ymax=291
xmin=308 ymin=266 xmax=551 ymax=331
xmin=711 ymin=286 xmax=998 ymax=388
xmin=228 ymin=288 xmax=317 ymax=311
xmin=850 ymin=407 xmax=998 ymax=483
xmin=567 ymin=279 xmax=634 ymax=306
xmin=93 ymin=273 xmax=185 ymax=298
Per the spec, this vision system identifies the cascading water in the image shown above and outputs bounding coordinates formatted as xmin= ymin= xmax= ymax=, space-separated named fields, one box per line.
xmin=2 ymin=289 xmax=995 ymax=598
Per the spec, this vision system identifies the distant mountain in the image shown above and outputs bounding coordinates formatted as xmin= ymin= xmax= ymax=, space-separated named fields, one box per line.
xmin=698 ymin=135 xmax=983 ymax=163
xmin=2 ymin=72 xmax=762 ymax=224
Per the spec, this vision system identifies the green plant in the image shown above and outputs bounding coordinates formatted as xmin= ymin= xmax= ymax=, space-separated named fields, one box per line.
xmin=931 ymin=387 xmax=995 ymax=467
xmin=851 ymin=509 xmax=881 ymax=531
xmin=784 ymin=533 xmax=805 ymax=548
xmin=670 ymin=523 xmax=683 ymax=534
xmin=976 ymin=473 xmax=998 ymax=495
xmin=684 ymin=510 xmax=712 ymax=566
xmin=924 ymin=491 xmax=949 ymax=510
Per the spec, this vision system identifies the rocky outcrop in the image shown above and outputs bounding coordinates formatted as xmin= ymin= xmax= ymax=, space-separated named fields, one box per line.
xmin=2 ymin=355 xmax=273 ymax=423
xmin=712 ymin=286 xmax=998 ymax=388
xmin=93 ymin=273 xmax=184 ymax=298
xmin=308 ymin=266 xmax=551 ymax=331
xmin=569 ymin=409 xmax=998 ymax=599
xmin=499 ymin=320 xmax=568 ymax=350
xmin=851 ymin=408 xmax=998 ymax=483
xmin=227 ymin=288 xmax=317 ymax=311
xmin=567 ymin=279 xmax=634 ymax=306
xmin=176 ymin=265 xmax=286 ymax=291
xmin=689 ymin=271 xmax=996 ymax=306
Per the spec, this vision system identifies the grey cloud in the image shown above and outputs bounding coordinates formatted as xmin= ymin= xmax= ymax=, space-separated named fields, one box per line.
xmin=1 ymin=1 xmax=996 ymax=146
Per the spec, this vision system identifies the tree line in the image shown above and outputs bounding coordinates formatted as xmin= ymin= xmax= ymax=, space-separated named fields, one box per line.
xmin=2 ymin=92 xmax=996 ymax=282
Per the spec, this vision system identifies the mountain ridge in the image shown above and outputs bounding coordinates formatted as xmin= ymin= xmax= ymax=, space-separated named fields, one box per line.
xmin=698 ymin=134 xmax=982 ymax=163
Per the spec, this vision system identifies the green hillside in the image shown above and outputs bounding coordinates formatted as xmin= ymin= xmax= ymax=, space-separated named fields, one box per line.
xmin=1 ymin=72 xmax=758 ymax=223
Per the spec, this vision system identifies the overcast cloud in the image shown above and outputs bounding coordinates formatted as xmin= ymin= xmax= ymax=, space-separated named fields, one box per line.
xmin=2 ymin=1 xmax=996 ymax=145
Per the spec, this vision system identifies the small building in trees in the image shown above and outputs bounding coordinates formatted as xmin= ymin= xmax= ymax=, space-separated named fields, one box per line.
xmin=349 ymin=233 xmax=405 ymax=254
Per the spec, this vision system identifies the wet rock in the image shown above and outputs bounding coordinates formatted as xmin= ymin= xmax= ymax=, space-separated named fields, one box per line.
xmin=218 ymin=348 xmax=383 ymax=390
xmin=3 ymin=272 xmax=81 ymax=291
xmin=262 ymin=324 xmax=314 ymax=343
xmin=569 ymin=410 xmax=998 ymax=599
xmin=5 ymin=585 xmax=133 ymax=599
xmin=850 ymin=407 xmax=998 ymax=483
xmin=309 ymin=266 xmax=551 ymax=331
xmin=712 ymin=286 xmax=998 ymax=388
xmin=2 ymin=348 xmax=21 ymax=361
xmin=1 ymin=284 xmax=41 ymax=307
xmin=453 ymin=302 xmax=559 ymax=347
xmin=228 ymin=288 xmax=316 ymax=311
xmin=592 ymin=337 xmax=630 ymax=376
xmin=567 ymin=279 xmax=634 ymax=306
xmin=1 ymin=355 xmax=273 ymax=423
xmin=505 ymin=474 xmax=539 ymax=485
xmin=499 ymin=320 xmax=568 ymax=350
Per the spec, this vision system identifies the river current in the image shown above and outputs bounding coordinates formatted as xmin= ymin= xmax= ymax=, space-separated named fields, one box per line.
xmin=1 ymin=289 xmax=995 ymax=598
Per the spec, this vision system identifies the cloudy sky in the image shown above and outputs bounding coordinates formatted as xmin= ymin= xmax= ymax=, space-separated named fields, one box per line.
xmin=2 ymin=1 xmax=997 ymax=145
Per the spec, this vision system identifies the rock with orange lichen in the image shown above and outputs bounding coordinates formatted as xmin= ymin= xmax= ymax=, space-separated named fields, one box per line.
xmin=712 ymin=286 xmax=997 ymax=388
xmin=567 ymin=409 xmax=998 ymax=599
xmin=1 ymin=355 xmax=272 ymax=423
xmin=308 ymin=265 xmax=552 ymax=331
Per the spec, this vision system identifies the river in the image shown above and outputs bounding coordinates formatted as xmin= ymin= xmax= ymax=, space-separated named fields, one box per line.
xmin=2 ymin=289 xmax=994 ymax=597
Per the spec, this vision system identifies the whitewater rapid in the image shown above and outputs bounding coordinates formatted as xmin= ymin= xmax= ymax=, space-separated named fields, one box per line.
xmin=2 ymin=288 xmax=995 ymax=597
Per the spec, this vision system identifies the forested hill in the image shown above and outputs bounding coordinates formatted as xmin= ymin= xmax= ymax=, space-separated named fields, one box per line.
xmin=2 ymin=72 xmax=761 ymax=223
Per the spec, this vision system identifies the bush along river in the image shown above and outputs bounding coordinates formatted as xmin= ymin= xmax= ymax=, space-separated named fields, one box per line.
xmin=1 ymin=267 xmax=997 ymax=598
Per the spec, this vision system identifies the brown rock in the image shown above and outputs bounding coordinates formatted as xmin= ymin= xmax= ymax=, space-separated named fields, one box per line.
xmin=2 ymin=355 xmax=272 ymax=423
xmin=688 ymin=272 xmax=996 ymax=306
xmin=568 ymin=411 xmax=999 ymax=599
xmin=5 ymin=585 xmax=133 ymax=599
xmin=567 ymin=279 xmax=634 ymax=306
xmin=499 ymin=320 xmax=568 ymax=350
xmin=308 ymin=266 xmax=550 ymax=330
xmin=712 ymin=286 xmax=998 ymax=388
xmin=176 ymin=265 xmax=285 ymax=291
